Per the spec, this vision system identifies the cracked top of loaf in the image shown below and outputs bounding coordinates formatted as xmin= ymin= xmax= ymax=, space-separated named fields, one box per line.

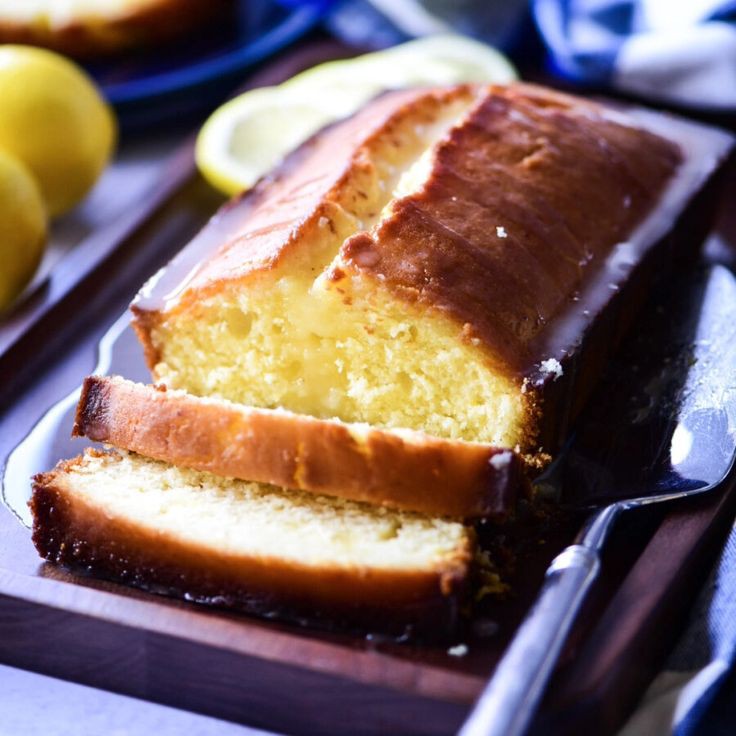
xmin=136 ymin=84 xmax=680 ymax=376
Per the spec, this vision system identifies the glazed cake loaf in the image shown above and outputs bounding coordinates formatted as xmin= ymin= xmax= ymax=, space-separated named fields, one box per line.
xmin=132 ymin=83 xmax=731 ymax=459
xmin=73 ymin=375 xmax=522 ymax=518
xmin=31 ymin=449 xmax=473 ymax=634
xmin=30 ymin=83 xmax=733 ymax=635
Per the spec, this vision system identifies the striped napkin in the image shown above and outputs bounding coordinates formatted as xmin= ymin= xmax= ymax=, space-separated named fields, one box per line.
xmin=533 ymin=0 xmax=736 ymax=110
xmin=315 ymin=0 xmax=736 ymax=110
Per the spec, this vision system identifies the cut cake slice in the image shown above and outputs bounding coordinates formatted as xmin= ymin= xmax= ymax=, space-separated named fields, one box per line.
xmin=73 ymin=375 xmax=522 ymax=519
xmin=31 ymin=449 xmax=473 ymax=635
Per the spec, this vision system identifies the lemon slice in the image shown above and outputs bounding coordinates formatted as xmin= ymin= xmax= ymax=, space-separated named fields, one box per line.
xmin=196 ymin=35 xmax=517 ymax=196
xmin=196 ymin=87 xmax=341 ymax=196
xmin=285 ymin=35 xmax=517 ymax=92
xmin=378 ymin=35 xmax=518 ymax=83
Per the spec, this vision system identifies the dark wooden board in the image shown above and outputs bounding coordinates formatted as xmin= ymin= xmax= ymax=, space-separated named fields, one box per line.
xmin=1 ymin=38 xmax=736 ymax=736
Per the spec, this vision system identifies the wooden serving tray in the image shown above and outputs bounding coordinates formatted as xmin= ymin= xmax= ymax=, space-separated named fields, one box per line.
xmin=1 ymin=38 xmax=736 ymax=736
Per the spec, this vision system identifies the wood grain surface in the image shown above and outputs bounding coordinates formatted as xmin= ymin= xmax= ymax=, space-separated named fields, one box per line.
xmin=1 ymin=37 xmax=736 ymax=736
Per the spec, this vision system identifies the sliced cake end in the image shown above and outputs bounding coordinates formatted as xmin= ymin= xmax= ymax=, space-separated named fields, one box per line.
xmin=31 ymin=449 xmax=474 ymax=636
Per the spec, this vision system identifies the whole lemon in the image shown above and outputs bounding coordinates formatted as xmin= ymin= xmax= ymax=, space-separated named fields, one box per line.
xmin=0 ymin=45 xmax=116 ymax=217
xmin=0 ymin=149 xmax=47 ymax=312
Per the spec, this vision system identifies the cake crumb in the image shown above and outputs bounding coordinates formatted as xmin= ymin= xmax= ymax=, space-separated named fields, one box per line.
xmin=490 ymin=451 xmax=512 ymax=470
xmin=539 ymin=358 xmax=563 ymax=381
xmin=448 ymin=644 xmax=468 ymax=657
xmin=496 ymin=226 xmax=508 ymax=238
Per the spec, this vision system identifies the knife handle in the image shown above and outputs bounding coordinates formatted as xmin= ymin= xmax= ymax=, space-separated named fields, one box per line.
xmin=458 ymin=544 xmax=600 ymax=736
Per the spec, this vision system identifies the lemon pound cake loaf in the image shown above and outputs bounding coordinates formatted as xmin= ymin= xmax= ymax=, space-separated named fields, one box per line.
xmin=31 ymin=449 xmax=473 ymax=635
xmin=29 ymin=83 xmax=734 ymax=638
xmin=133 ymin=83 xmax=732 ymax=459
xmin=73 ymin=375 xmax=522 ymax=518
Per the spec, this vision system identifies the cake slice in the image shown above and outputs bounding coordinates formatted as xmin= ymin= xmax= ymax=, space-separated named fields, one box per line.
xmin=132 ymin=83 xmax=733 ymax=459
xmin=73 ymin=375 xmax=522 ymax=519
xmin=31 ymin=449 xmax=473 ymax=635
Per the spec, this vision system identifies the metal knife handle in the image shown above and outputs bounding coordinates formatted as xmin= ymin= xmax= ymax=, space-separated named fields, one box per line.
xmin=458 ymin=544 xmax=600 ymax=736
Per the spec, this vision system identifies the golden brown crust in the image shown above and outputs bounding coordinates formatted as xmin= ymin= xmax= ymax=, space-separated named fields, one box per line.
xmin=338 ymin=84 xmax=682 ymax=377
xmin=131 ymin=85 xmax=477 ymax=333
xmin=189 ymin=87 xmax=475 ymax=294
xmin=73 ymin=375 xmax=522 ymax=519
xmin=30 ymin=452 xmax=472 ymax=638
xmin=0 ymin=0 xmax=233 ymax=59
xmin=130 ymin=307 xmax=162 ymax=376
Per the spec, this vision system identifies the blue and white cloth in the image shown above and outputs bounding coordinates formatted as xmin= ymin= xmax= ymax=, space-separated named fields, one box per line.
xmin=309 ymin=0 xmax=736 ymax=109
xmin=533 ymin=0 xmax=736 ymax=110
xmin=619 ymin=526 xmax=736 ymax=735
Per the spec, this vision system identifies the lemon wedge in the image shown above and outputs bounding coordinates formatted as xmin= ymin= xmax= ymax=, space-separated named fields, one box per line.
xmin=196 ymin=87 xmax=342 ymax=198
xmin=196 ymin=35 xmax=517 ymax=196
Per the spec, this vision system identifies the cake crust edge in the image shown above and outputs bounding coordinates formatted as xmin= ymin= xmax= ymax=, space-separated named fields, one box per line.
xmin=73 ymin=375 xmax=524 ymax=519
xmin=30 ymin=450 xmax=474 ymax=639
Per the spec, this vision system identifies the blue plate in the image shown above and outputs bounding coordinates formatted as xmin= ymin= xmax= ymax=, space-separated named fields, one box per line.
xmin=86 ymin=0 xmax=325 ymax=131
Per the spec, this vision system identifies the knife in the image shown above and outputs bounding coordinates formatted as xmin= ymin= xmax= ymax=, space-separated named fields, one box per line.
xmin=460 ymin=263 xmax=736 ymax=736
